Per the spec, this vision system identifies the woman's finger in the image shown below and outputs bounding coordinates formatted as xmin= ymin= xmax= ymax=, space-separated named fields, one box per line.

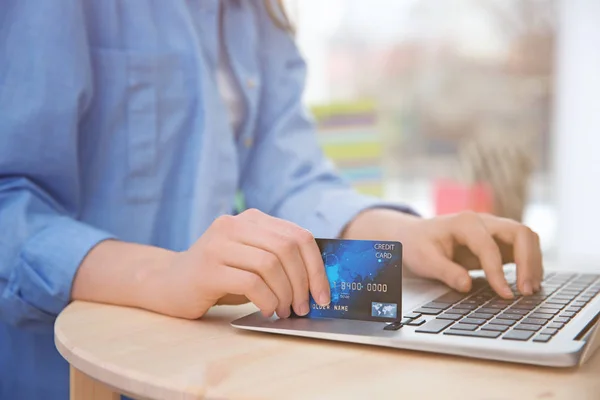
xmin=215 ymin=266 xmax=279 ymax=318
xmin=250 ymin=214 xmax=330 ymax=305
xmin=481 ymin=215 xmax=543 ymax=294
xmin=450 ymin=212 xmax=513 ymax=299
xmin=416 ymin=248 xmax=473 ymax=293
xmin=241 ymin=209 xmax=330 ymax=306
xmin=221 ymin=242 xmax=293 ymax=318
xmin=223 ymin=209 xmax=328 ymax=316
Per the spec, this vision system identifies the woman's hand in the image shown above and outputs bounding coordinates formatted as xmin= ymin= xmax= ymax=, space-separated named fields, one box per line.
xmin=343 ymin=209 xmax=543 ymax=299
xmin=152 ymin=208 xmax=330 ymax=319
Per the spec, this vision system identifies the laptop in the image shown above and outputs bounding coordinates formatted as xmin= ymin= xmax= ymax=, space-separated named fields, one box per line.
xmin=231 ymin=267 xmax=600 ymax=367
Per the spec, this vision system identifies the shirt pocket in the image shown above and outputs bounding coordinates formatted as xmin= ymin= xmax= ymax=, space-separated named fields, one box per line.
xmin=89 ymin=48 xmax=197 ymax=202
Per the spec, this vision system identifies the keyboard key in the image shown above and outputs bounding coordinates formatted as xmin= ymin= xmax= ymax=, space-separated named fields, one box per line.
xmin=522 ymin=318 xmax=548 ymax=326
xmin=491 ymin=318 xmax=516 ymax=326
xmin=558 ymin=286 xmax=581 ymax=290
xmin=547 ymin=322 xmax=565 ymax=330
xmin=437 ymin=313 xmax=462 ymax=321
xmin=533 ymin=334 xmax=552 ymax=343
xmin=519 ymin=299 xmax=543 ymax=305
xmin=552 ymin=295 xmax=576 ymax=301
xmin=536 ymin=308 xmax=560 ymax=315
xmin=445 ymin=308 xmax=470 ymax=315
xmin=477 ymin=308 xmax=501 ymax=315
xmin=557 ymin=293 xmax=580 ymax=298
xmin=546 ymin=299 xmax=570 ymax=305
xmin=485 ymin=303 xmax=508 ymax=310
xmin=515 ymin=323 xmax=543 ymax=331
xmin=541 ymin=328 xmax=559 ymax=336
xmin=404 ymin=312 xmax=421 ymax=319
xmin=413 ymin=307 xmax=442 ymax=315
xmin=451 ymin=323 xmax=479 ymax=331
xmin=384 ymin=321 xmax=403 ymax=331
xmin=540 ymin=304 xmax=564 ymax=310
xmin=406 ymin=318 xmax=426 ymax=326
xmin=560 ymin=312 xmax=576 ymax=318
xmin=553 ymin=272 xmax=576 ymax=278
xmin=488 ymin=300 xmax=513 ymax=307
xmin=415 ymin=318 xmax=453 ymax=333
xmin=453 ymin=304 xmax=478 ymax=310
xmin=481 ymin=324 xmax=509 ymax=332
xmin=424 ymin=302 xmax=451 ymax=310
xmin=559 ymin=289 xmax=582 ymax=294
xmin=505 ymin=309 xmax=530 ymax=315
xmin=434 ymin=291 xmax=468 ymax=304
xmin=528 ymin=313 xmax=554 ymax=320
xmin=461 ymin=318 xmax=487 ymax=326
xmin=503 ymin=330 xmax=535 ymax=341
xmin=567 ymin=285 xmax=589 ymax=290
xmin=573 ymin=301 xmax=587 ymax=307
xmin=554 ymin=317 xmax=570 ymax=324
xmin=511 ymin=304 xmax=536 ymax=310
xmin=469 ymin=313 xmax=494 ymax=320
xmin=497 ymin=314 xmax=522 ymax=321
xmin=565 ymin=307 xmax=582 ymax=313
xmin=553 ymin=290 xmax=577 ymax=300
xmin=529 ymin=294 xmax=548 ymax=299
xmin=444 ymin=329 xmax=501 ymax=339
xmin=401 ymin=317 xmax=413 ymax=325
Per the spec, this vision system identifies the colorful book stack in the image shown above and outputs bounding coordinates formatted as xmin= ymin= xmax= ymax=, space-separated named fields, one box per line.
xmin=311 ymin=101 xmax=384 ymax=197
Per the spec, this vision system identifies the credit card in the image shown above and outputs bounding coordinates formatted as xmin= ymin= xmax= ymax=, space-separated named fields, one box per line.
xmin=300 ymin=238 xmax=402 ymax=323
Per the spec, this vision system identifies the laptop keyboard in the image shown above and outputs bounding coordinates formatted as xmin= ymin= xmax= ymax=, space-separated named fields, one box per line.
xmin=402 ymin=272 xmax=600 ymax=342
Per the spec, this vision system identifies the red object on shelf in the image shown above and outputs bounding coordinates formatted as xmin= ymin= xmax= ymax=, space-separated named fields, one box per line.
xmin=434 ymin=180 xmax=494 ymax=215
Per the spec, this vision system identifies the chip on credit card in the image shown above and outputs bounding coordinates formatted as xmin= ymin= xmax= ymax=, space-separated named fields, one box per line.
xmin=296 ymin=238 xmax=402 ymax=323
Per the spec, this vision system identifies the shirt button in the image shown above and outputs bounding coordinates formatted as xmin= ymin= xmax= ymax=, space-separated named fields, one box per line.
xmin=244 ymin=137 xmax=254 ymax=148
xmin=246 ymin=78 xmax=257 ymax=89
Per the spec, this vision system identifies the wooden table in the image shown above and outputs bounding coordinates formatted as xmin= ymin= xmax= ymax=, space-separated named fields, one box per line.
xmin=55 ymin=301 xmax=600 ymax=400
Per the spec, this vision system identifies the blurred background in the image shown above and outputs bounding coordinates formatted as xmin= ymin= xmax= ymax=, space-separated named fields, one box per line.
xmin=283 ymin=0 xmax=600 ymax=267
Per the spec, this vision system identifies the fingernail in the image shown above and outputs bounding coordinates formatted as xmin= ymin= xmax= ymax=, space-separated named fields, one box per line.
xmin=298 ymin=301 xmax=309 ymax=316
xmin=457 ymin=277 xmax=471 ymax=292
xmin=318 ymin=292 xmax=330 ymax=306
xmin=522 ymin=281 xmax=533 ymax=296
xmin=278 ymin=307 xmax=291 ymax=319
xmin=502 ymin=286 xmax=514 ymax=298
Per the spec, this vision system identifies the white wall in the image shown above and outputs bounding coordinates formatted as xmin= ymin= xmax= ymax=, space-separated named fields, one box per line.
xmin=554 ymin=0 xmax=600 ymax=266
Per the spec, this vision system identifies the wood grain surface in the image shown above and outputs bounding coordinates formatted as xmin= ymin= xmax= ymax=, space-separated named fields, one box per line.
xmin=55 ymin=301 xmax=600 ymax=400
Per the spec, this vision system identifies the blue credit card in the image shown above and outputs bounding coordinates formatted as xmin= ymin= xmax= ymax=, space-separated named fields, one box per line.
xmin=300 ymin=238 xmax=402 ymax=322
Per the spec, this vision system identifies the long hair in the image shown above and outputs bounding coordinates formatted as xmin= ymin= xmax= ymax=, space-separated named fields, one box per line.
xmin=264 ymin=0 xmax=295 ymax=34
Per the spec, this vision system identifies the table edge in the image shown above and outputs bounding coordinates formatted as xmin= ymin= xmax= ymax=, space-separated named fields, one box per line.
xmin=54 ymin=302 xmax=208 ymax=400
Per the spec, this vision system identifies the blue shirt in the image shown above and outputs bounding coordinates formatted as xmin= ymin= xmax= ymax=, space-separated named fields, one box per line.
xmin=0 ymin=1 xmax=410 ymax=398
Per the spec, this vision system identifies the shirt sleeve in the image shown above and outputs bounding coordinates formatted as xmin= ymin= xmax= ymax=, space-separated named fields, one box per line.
xmin=0 ymin=1 xmax=115 ymax=331
xmin=240 ymin=2 xmax=417 ymax=238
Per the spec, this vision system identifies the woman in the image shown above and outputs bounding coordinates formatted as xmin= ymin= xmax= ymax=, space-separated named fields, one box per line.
xmin=0 ymin=1 xmax=542 ymax=398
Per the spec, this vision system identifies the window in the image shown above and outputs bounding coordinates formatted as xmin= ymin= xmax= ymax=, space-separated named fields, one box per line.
xmin=289 ymin=0 xmax=556 ymax=252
